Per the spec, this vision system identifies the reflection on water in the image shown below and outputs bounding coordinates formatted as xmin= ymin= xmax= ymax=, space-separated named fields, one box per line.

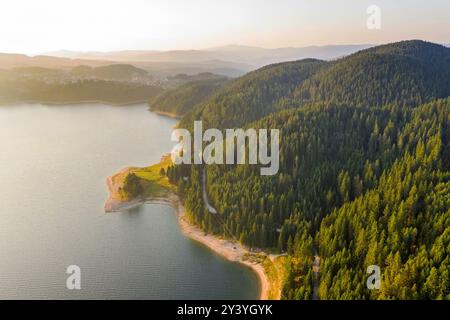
xmin=124 ymin=205 xmax=144 ymax=215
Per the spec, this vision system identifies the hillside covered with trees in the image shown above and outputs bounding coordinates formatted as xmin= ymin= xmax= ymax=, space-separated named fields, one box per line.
xmin=0 ymin=78 xmax=163 ymax=105
xmin=163 ymin=40 xmax=450 ymax=299
xmin=149 ymin=77 xmax=228 ymax=116
xmin=179 ymin=58 xmax=327 ymax=129
xmin=0 ymin=64 xmax=163 ymax=105
xmin=180 ymin=40 xmax=450 ymax=129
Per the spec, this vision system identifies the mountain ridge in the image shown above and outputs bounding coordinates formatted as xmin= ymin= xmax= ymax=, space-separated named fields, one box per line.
xmin=179 ymin=40 xmax=450 ymax=130
xmin=165 ymin=40 xmax=450 ymax=300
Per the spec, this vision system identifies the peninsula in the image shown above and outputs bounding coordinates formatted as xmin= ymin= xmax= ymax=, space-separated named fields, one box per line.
xmin=104 ymin=154 xmax=286 ymax=300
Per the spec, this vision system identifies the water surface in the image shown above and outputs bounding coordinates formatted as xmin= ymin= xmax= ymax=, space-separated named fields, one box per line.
xmin=0 ymin=103 xmax=259 ymax=299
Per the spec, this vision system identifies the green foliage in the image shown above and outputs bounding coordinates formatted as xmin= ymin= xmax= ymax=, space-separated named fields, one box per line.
xmin=294 ymin=41 xmax=450 ymax=108
xmin=0 ymin=64 xmax=161 ymax=104
xmin=86 ymin=64 xmax=148 ymax=79
xmin=179 ymin=59 xmax=327 ymax=129
xmin=149 ymin=78 xmax=227 ymax=116
xmin=169 ymin=40 xmax=450 ymax=299
xmin=0 ymin=78 xmax=163 ymax=104
xmin=317 ymin=100 xmax=450 ymax=299
xmin=121 ymin=173 xmax=143 ymax=199
xmin=180 ymin=40 xmax=450 ymax=131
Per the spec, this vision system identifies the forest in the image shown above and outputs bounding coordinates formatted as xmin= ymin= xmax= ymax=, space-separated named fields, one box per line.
xmin=165 ymin=40 xmax=450 ymax=299
xmin=0 ymin=64 xmax=161 ymax=105
xmin=0 ymin=78 xmax=163 ymax=105
xmin=149 ymin=77 xmax=228 ymax=116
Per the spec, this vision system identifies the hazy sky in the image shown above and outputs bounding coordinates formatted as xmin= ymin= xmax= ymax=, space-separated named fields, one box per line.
xmin=0 ymin=0 xmax=449 ymax=54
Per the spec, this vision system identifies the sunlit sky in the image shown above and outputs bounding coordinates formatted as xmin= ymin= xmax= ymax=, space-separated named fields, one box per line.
xmin=0 ymin=0 xmax=449 ymax=54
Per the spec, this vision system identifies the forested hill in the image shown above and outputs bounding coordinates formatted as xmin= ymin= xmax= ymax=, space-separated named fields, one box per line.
xmin=180 ymin=40 xmax=450 ymax=130
xmin=0 ymin=79 xmax=163 ymax=105
xmin=294 ymin=40 xmax=450 ymax=108
xmin=149 ymin=77 xmax=228 ymax=116
xmin=171 ymin=100 xmax=450 ymax=300
xmin=164 ymin=40 xmax=450 ymax=299
xmin=316 ymin=100 xmax=450 ymax=299
xmin=0 ymin=63 xmax=162 ymax=105
xmin=71 ymin=64 xmax=149 ymax=80
xmin=179 ymin=58 xmax=327 ymax=129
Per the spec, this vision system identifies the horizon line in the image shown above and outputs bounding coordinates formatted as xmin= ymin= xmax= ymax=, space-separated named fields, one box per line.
xmin=0 ymin=39 xmax=447 ymax=58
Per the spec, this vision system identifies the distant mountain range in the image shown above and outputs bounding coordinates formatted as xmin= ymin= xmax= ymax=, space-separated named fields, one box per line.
xmin=3 ymin=42 xmax=448 ymax=79
xmin=0 ymin=53 xmax=108 ymax=70
xmin=44 ymin=44 xmax=374 ymax=68
xmin=0 ymin=44 xmax=375 ymax=79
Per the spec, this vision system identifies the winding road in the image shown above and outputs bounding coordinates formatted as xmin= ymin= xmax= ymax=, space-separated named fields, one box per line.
xmin=202 ymin=167 xmax=321 ymax=300
xmin=202 ymin=168 xmax=217 ymax=214
xmin=312 ymin=252 xmax=320 ymax=300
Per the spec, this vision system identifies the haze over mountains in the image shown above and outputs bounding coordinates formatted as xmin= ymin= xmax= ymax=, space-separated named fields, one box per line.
xmin=0 ymin=53 xmax=108 ymax=70
xmin=46 ymin=44 xmax=372 ymax=66
xmin=7 ymin=42 xmax=447 ymax=79
xmin=39 ymin=44 xmax=372 ymax=77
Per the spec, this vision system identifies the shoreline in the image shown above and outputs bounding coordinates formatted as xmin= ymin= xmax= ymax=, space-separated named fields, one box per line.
xmin=0 ymin=99 xmax=151 ymax=107
xmin=148 ymin=109 xmax=182 ymax=119
xmin=104 ymin=172 xmax=271 ymax=300
xmin=104 ymin=167 xmax=144 ymax=212
xmin=176 ymin=201 xmax=270 ymax=300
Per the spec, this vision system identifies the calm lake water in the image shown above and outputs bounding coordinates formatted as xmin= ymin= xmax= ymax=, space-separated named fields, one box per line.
xmin=0 ymin=103 xmax=259 ymax=299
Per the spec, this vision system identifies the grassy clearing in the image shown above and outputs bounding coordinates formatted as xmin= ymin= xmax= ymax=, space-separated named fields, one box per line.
xmin=132 ymin=154 xmax=176 ymax=198
xmin=263 ymin=255 xmax=289 ymax=300
xmin=114 ymin=154 xmax=176 ymax=201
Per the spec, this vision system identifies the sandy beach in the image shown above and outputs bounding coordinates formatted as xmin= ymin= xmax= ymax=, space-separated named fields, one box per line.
xmin=149 ymin=109 xmax=182 ymax=119
xmin=104 ymin=173 xmax=271 ymax=300
xmin=173 ymin=200 xmax=270 ymax=300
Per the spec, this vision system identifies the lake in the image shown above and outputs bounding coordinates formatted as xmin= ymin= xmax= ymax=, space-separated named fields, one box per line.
xmin=0 ymin=103 xmax=259 ymax=299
